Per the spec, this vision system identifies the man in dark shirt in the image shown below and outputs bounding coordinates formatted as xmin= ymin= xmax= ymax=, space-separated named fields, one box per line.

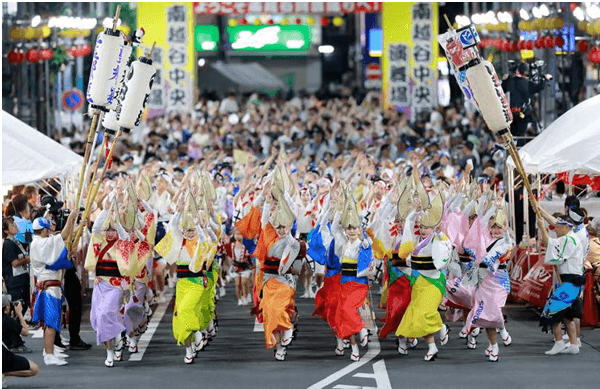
xmin=3 ymin=216 xmax=31 ymax=314
xmin=501 ymin=62 xmax=545 ymax=138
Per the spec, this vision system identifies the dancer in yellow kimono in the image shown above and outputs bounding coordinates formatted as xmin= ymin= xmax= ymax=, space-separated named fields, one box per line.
xmin=193 ymin=171 xmax=221 ymax=350
xmin=395 ymin=176 xmax=452 ymax=362
xmin=154 ymin=191 xmax=216 ymax=364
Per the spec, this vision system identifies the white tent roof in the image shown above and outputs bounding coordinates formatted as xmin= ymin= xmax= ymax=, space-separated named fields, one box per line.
xmin=2 ymin=111 xmax=83 ymax=186
xmin=507 ymin=95 xmax=600 ymax=175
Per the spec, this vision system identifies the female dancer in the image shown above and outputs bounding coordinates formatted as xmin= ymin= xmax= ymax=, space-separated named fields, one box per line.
xmin=396 ymin=189 xmax=452 ymax=361
xmin=154 ymin=193 xmax=211 ymax=364
xmin=330 ymin=184 xmax=374 ymax=362
xmin=463 ymin=201 xmax=514 ymax=362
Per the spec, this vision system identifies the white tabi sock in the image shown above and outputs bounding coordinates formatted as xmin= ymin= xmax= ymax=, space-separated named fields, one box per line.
xmin=428 ymin=343 xmax=438 ymax=355
xmin=336 ymin=337 xmax=344 ymax=350
xmin=194 ymin=331 xmax=203 ymax=346
xmin=106 ymin=349 xmax=115 ymax=362
xmin=491 ymin=343 xmax=499 ymax=354
xmin=499 ymin=327 xmax=509 ymax=339
xmin=185 ymin=346 xmax=194 ymax=358
xmin=351 ymin=343 xmax=359 ymax=356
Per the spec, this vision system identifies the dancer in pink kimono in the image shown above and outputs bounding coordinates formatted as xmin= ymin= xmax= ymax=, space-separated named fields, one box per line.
xmin=463 ymin=199 xmax=514 ymax=362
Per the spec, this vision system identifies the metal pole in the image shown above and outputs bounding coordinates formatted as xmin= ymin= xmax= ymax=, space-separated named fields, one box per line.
xmin=507 ymin=167 xmax=516 ymax=239
xmin=355 ymin=13 xmax=363 ymax=90
xmin=45 ymin=57 xmax=51 ymax=137
xmin=76 ymin=2 xmax=84 ymax=92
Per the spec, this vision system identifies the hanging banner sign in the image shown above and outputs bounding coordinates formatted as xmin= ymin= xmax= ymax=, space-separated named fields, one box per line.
xmin=382 ymin=2 xmax=438 ymax=116
xmin=137 ymin=2 xmax=195 ymax=115
xmin=410 ymin=2 xmax=436 ymax=116
xmin=193 ymin=2 xmax=382 ymax=15
xmin=388 ymin=43 xmax=410 ymax=106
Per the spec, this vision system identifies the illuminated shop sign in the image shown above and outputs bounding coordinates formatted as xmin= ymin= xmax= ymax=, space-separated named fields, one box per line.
xmin=227 ymin=25 xmax=310 ymax=51
xmin=195 ymin=25 xmax=219 ymax=51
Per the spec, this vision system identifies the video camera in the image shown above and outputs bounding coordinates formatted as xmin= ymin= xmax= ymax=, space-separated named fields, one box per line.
xmin=529 ymin=60 xmax=552 ymax=84
xmin=54 ymin=208 xmax=71 ymax=231
xmin=41 ymin=196 xmax=82 ymax=232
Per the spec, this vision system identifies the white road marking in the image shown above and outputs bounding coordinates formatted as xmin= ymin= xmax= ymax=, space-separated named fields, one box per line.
xmin=307 ymin=306 xmax=380 ymax=389
xmin=253 ymin=317 xmax=264 ymax=332
xmin=129 ymin=290 xmax=174 ymax=361
xmin=339 ymin=360 xmax=392 ymax=389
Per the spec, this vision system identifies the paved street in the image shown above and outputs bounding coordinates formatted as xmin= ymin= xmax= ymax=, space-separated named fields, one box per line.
xmin=7 ymin=283 xmax=600 ymax=389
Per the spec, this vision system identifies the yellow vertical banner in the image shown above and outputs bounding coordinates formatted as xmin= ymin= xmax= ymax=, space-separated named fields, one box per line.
xmin=382 ymin=2 xmax=438 ymax=116
xmin=137 ymin=2 xmax=195 ymax=114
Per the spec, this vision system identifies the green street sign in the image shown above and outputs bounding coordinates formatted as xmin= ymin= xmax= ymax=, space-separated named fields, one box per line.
xmin=227 ymin=25 xmax=310 ymax=52
xmin=195 ymin=25 xmax=219 ymax=51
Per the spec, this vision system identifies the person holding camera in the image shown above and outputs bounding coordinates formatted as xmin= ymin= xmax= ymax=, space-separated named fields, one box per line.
xmin=30 ymin=210 xmax=79 ymax=366
xmin=3 ymin=295 xmax=39 ymax=387
xmin=2 ymin=217 xmax=31 ymax=316
xmin=501 ymin=62 xmax=549 ymax=142
xmin=40 ymin=195 xmax=92 ymax=351
xmin=2 ymin=294 xmax=31 ymax=353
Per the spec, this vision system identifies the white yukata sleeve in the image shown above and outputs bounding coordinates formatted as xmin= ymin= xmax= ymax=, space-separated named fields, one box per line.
xmin=432 ymin=234 xmax=452 ymax=270
xmin=544 ymin=235 xmax=577 ymax=265
xmin=31 ymin=235 xmax=66 ymax=266
xmin=261 ymin=201 xmax=272 ymax=228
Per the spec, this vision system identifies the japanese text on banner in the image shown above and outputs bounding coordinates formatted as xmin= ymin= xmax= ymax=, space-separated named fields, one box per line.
xmin=166 ymin=4 xmax=191 ymax=113
xmin=388 ymin=43 xmax=410 ymax=106
xmin=147 ymin=47 xmax=166 ymax=110
xmin=410 ymin=2 xmax=435 ymax=116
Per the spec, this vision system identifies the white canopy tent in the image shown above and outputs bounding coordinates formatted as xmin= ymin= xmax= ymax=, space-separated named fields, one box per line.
xmin=2 ymin=111 xmax=83 ymax=186
xmin=505 ymin=96 xmax=600 ymax=235
xmin=507 ymin=94 xmax=600 ymax=175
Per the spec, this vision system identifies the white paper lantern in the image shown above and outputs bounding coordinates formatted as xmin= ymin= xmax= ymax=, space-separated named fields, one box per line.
xmin=102 ymin=110 xmax=120 ymax=135
xmin=107 ymin=42 xmax=133 ymax=111
xmin=86 ymin=30 xmax=125 ymax=110
xmin=466 ymin=61 xmax=513 ymax=133
xmin=116 ymin=58 xmax=156 ymax=133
